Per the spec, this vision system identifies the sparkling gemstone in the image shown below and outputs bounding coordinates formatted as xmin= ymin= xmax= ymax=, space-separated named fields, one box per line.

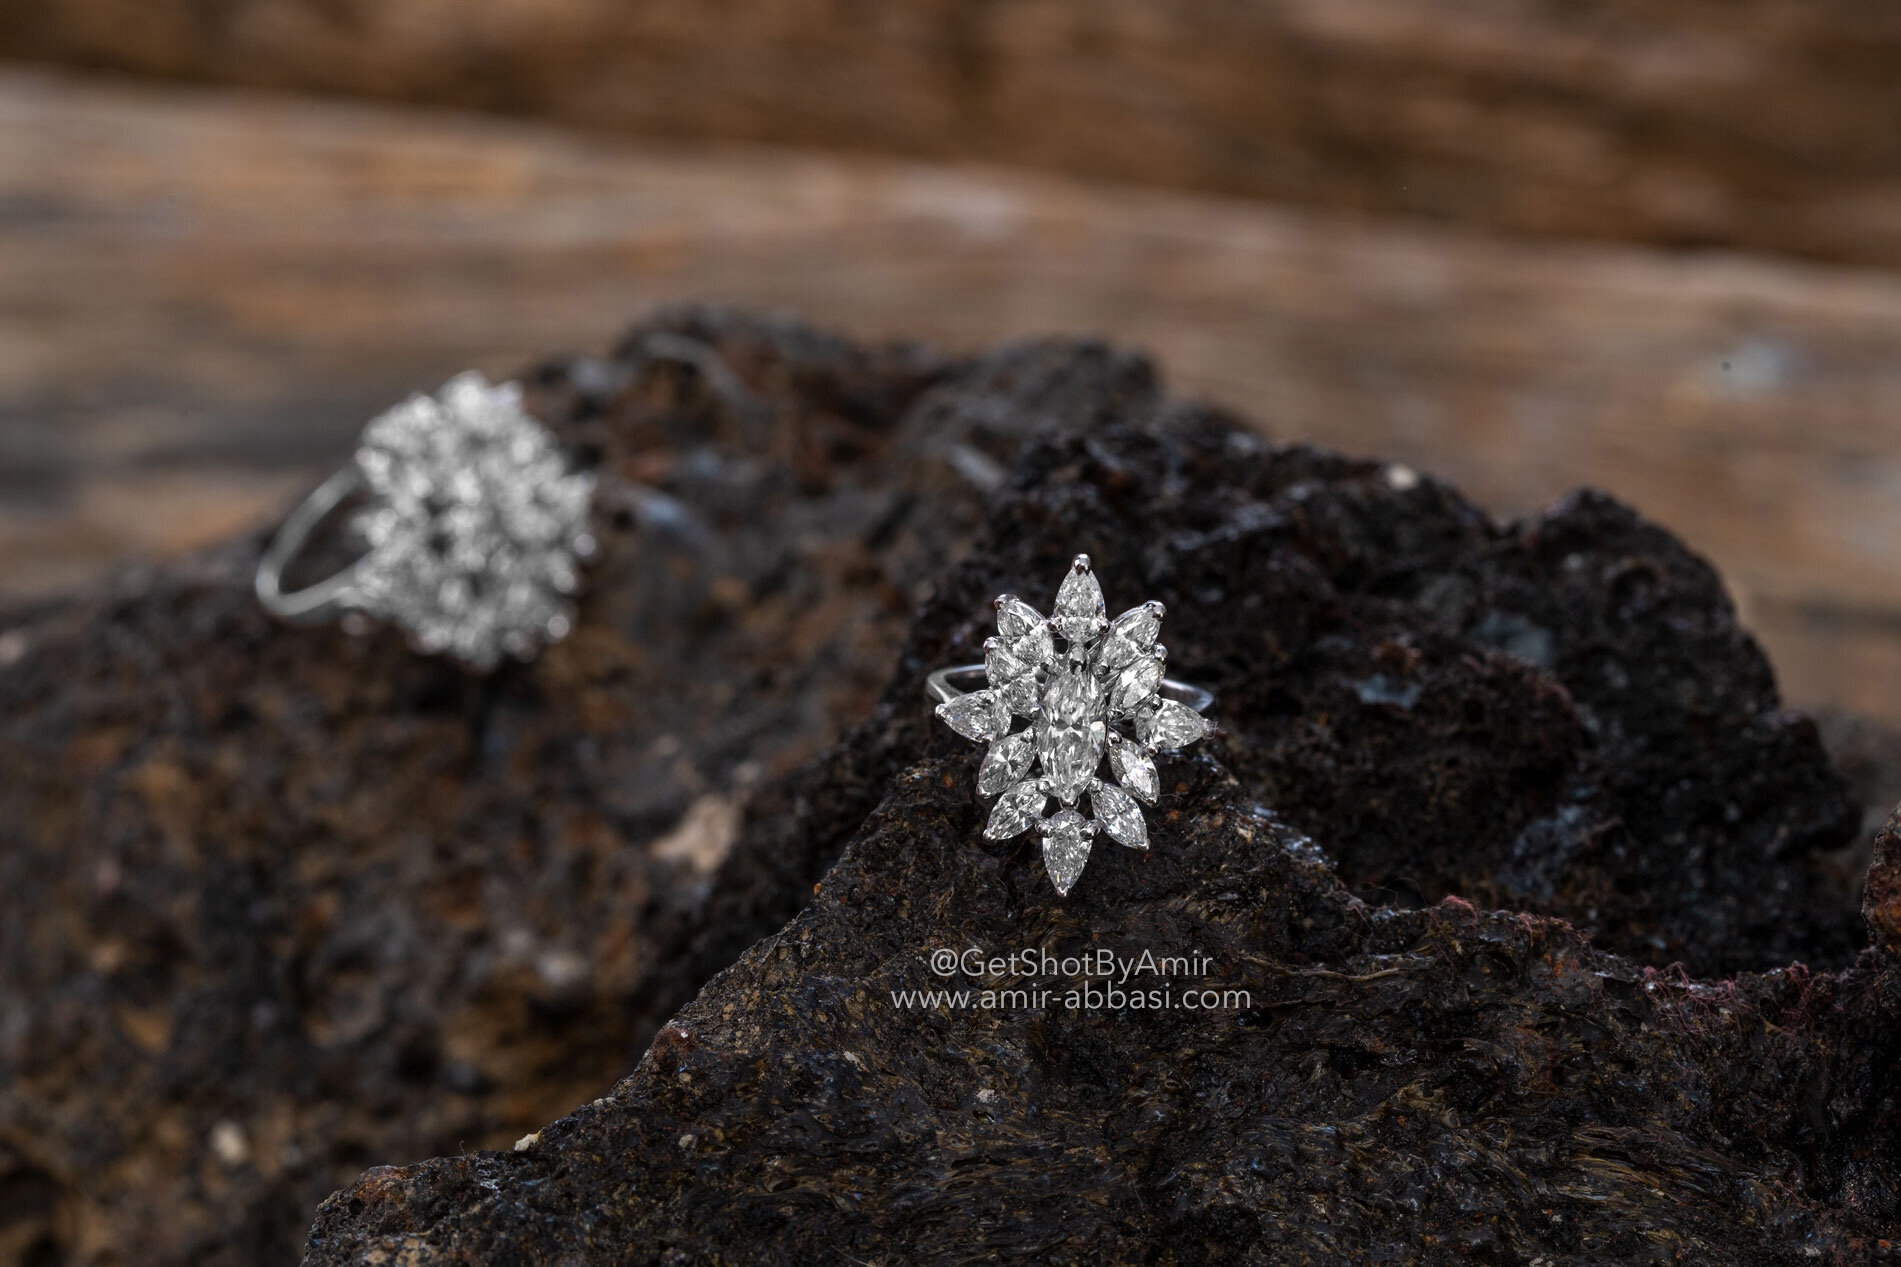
xmin=997 ymin=674 xmax=1038 ymax=716
xmin=985 ymin=779 xmax=1047 ymax=840
xmin=1053 ymin=558 xmax=1107 ymax=642
xmin=998 ymin=595 xmax=1055 ymax=667
xmin=984 ymin=638 xmax=1031 ymax=687
xmin=1108 ymin=742 xmax=1159 ymax=803
xmin=1037 ymin=668 xmax=1106 ymax=803
xmin=1095 ymin=602 xmax=1164 ymax=672
xmin=984 ymin=638 xmax=1039 ymax=714
xmin=938 ymin=690 xmax=1010 ymax=742
xmin=1040 ymin=809 xmax=1094 ymax=896
xmin=1038 ymin=722 xmax=1105 ymax=804
xmin=978 ymin=732 xmax=1035 ymax=797
xmin=1043 ymin=669 xmax=1101 ymax=726
xmin=1136 ymin=698 xmax=1210 ymax=750
xmin=1090 ymin=779 xmax=1148 ymax=849
xmin=1011 ymin=621 xmax=1055 ymax=668
xmin=996 ymin=596 xmax=1045 ymax=642
xmin=1109 ymin=653 xmax=1164 ymax=714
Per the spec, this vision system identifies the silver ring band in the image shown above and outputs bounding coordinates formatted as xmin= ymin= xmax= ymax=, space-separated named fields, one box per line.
xmin=255 ymin=464 xmax=368 ymax=624
xmin=926 ymin=664 xmax=1214 ymax=714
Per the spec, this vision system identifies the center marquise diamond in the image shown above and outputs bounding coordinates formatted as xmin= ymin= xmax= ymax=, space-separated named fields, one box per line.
xmin=1037 ymin=669 xmax=1105 ymax=803
xmin=934 ymin=553 xmax=1215 ymax=896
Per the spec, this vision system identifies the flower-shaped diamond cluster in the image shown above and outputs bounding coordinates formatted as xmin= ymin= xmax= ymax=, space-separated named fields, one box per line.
xmin=935 ymin=554 xmax=1213 ymax=895
xmin=351 ymin=373 xmax=596 ymax=669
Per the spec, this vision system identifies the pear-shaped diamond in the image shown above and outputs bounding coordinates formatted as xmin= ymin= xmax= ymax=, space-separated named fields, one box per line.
xmin=1108 ymin=741 xmax=1159 ymax=803
xmin=1041 ymin=809 xmax=1094 ymax=896
xmin=1136 ymin=697 xmax=1210 ymax=750
xmin=1109 ymin=652 xmax=1164 ymax=714
xmin=938 ymin=690 xmax=1009 ymax=742
xmin=1053 ymin=556 xmax=1107 ymax=642
xmin=1090 ymin=779 xmax=1147 ymax=849
xmin=1096 ymin=601 xmax=1164 ymax=672
xmin=985 ymin=778 xmax=1047 ymax=840
xmin=978 ymin=731 xmax=1035 ymax=797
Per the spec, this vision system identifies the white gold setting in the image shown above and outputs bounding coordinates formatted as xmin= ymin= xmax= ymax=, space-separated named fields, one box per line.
xmin=256 ymin=373 xmax=597 ymax=670
xmin=927 ymin=554 xmax=1215 ymax=896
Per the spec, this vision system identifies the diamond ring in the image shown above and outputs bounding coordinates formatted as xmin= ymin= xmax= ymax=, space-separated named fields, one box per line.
xmin=255 ymin=373 xmax=598 ymax=670
xmin=927 ymin=555 xmax=1215 ymax=896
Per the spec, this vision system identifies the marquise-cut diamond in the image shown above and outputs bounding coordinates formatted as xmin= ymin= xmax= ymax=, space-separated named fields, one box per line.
xmin=1137 ymin=698 xmax=1210 ymax=750
xmin=1043 ymin=668 xmax=1101 ymax=725
xmin=1110 ymin=654 xmax=1164 ymax=714
xmin=1011 ymin=622 xmax=1055 ymax=668
xmin=996 ymin=595 xmax=1044 ymax=642
xmin=1096 ymin=602 xmax=1163 ymax=672
xmin=938 ymin=689 xmax=1009 ymax=742
xmin=1038 ymin=719 xmax=1105 ymax=805
xmin=985 ymin=637 xmax=1039 ymax=714
xmin=997 ymin=674 xmax=1038 ymax=716
xmin=1089 ymin=779 xmax=1147 ymax=849
xmin=978 ymin=732 xmax=1035 ymax=797
xmin=1108 ymin=741 xmax=1159 ymax=803
xmin=985 ymin=779 xmax=1047 ymax=840
xmin=985 ymin=638 xmax=1031 ymax=687
xmin=1038 ymin=668 xmax=1105 ymax=803
xmin=1040 ymin=809 xmax=1094 ymax=896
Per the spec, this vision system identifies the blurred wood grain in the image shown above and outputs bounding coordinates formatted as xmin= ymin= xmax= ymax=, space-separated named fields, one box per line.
xmin=3 ymin=68 xmax=1900 ymax=718
xmin=7 ymin=0 xmax=1901 ymax=266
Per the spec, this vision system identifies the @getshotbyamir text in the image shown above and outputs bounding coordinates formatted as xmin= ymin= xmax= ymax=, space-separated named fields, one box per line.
xmin=891 ymin=945 xmax=1251 ymax=1012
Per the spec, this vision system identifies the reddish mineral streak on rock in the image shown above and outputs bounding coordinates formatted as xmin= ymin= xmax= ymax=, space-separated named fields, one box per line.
xmin=1 ymin=310 xmax=1892 ymax=1266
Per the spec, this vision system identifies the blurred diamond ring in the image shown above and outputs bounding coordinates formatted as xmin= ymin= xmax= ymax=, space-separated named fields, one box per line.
xmin=255 ymin=372 xmax=597 ymax=670
xmin=927 ymin=554 xmax=1215 ymax=896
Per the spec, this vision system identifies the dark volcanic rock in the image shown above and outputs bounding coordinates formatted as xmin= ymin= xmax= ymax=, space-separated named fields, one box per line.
xmin=699 ymin=421 xmax=1866 ymax=992
xmin=308 ymin=767 xmax=1901 ymax=1264
xmin=303 ymin=362 xmax=1887 ymax=1262
xmin=1 ymin=310 xmax=1879 ymax=1265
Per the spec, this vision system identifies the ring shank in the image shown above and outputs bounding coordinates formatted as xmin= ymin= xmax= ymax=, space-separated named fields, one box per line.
xmin=926 ymin=664 xmax=1213 ymax=714
xmin=255 ymin=465 xmax=369 ymax=624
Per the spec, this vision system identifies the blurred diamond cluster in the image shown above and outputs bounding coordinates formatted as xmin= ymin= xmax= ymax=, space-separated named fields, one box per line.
xmin=350 ymin=372 xmax=596 ymax=669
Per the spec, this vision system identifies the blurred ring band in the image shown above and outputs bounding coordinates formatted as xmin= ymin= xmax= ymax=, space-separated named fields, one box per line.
xmin=254 ymin=465 xmax=368 ymax=625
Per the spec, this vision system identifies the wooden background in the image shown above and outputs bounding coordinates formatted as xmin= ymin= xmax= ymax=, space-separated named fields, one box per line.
xmin=11 ymin=0 xmax=1901 ymax=267
xmin=3 ymin=0 xmax=1901 ymax=720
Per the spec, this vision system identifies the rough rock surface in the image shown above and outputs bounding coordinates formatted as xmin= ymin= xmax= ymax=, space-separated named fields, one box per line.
xmin=311 ymin=777 xmax=1901 ymax=1264
xmin=298 ymin=330 xmax=1892 ymax=1262
xmin=0 ymin=308 xmax=1165 ymax=1267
